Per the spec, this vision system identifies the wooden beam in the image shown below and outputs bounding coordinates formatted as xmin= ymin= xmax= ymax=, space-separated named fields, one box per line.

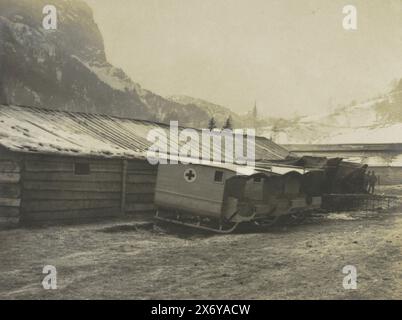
xmin=0 ymin=198 xmax=21 ymax=207
xmin=23 ymin=172 xmax=122 ymax=182
xmin=22 ymin=199 xmax=121 ymax=212
xmin=0 ymin=148 xmax=22 ymax=160
xmin=0 ymin=161 xmax=20 ymax=173
xmin=0 ymin=217 xmax=19 ymax=226
xmin=0 ymin=184 xmax=20 ymax=198
xmin=0 ymin=173 xmax=20 ymax=183
xmin=0 ymin=207 xmax=19 ymax=217
xmin=23 ymin=190 xmax=120 ymax=200
xmin=127 ymin=174 xmax=156 ymax=184
xmin=22 ymin=207 xmax=119 ymax=221
xmin=25 ymin=160 xmax=122 ymax=173
xmin=126 ymin=194 xmax=154 ymax=203
xmin=23 ymin=181 xmax=122 ymax=192
xmin=121 ymin=160 xmax=127 ymax=215
xmin=126 ymin=183 xmax=156 ymax=194
xmin=25 ymin=160 xmax=73 ymax=172
xmin=125 ymin=203 xmax=155 ymax=212
xmin=25 ymin=154 xmax=121 ymax=166
xmin=127 ymin=169 xmax=157 ymax=176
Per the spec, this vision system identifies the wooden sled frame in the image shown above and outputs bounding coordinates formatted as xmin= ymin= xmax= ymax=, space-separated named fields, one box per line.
xmin=154 ymin=209 xmax=259 ymax=234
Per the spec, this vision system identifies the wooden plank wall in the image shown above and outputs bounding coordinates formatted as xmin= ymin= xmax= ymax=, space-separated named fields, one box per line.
xmin=125 ymin=159 xmax=157 ymax=213
xmin=0 ymin=148 xmax=21 ymax=227
xmin=21 ymin=155 xmax=123 ymax=221
xmin=1 ymin=150 xmax=158 ymax=224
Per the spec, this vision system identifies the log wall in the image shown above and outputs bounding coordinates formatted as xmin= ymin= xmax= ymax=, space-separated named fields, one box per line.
xmin=0 ymin=145 xmax=159 ymax=224
xmin=21 ymin=155 xmax=123 ymax=221
xmin=0 ymin=148 xmax=21 ymax=227
xmin=125 ymin=159 xmax=157 ymax=214
xmin=19 ymin=154 xmax=157 ymax=222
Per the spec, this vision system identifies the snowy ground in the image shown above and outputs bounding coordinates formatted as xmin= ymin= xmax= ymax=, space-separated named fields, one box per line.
xmin=0 ymin=194 xmax=401 ymax=300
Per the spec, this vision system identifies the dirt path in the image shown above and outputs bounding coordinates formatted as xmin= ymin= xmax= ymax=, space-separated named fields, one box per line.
xmin=0 ymin=210 xmax=401 ymax=299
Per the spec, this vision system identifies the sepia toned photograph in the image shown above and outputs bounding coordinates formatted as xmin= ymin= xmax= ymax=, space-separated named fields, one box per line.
xmin=0 ymin=0 xmax=402 ymax=305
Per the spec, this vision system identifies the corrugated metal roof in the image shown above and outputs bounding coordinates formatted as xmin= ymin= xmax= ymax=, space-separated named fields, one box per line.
xmin=285 ymin=143 xmax=402 ymax=152
xmin=284 ymin=144 xmax=402 ymax=167
xmin=0 ymin=105 xmax=292 ymax=161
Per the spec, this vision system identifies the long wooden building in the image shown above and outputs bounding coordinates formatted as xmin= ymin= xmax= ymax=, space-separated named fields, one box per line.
xmin=285 ymin=143 xmax=402 ymax=185
xmin=0 ymin=104 xmax=293 ymax=227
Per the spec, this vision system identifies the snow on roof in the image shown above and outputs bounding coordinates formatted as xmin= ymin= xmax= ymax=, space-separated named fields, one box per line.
xmin=0 ymin=105 xmax=292 ymax=161
xmin=284 ymin=144 xmax=402 ymax=167
xmin=322 ymin=124 xmax=402 ymax=144
xmin=284 ymin=143 xmax=402 ymax=152
xmin=340 ymin=155 xmax=402 ymax=167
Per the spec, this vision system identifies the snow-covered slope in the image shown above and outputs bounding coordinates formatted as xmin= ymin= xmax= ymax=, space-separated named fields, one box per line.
xmin=261 ymin=85 xmax=402 ymax=144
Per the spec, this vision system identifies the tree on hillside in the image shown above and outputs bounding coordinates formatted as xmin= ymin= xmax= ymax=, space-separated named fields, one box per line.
xmin=222 ymin=116 xmax=233 ymax=130
xmin=208 ymin=117 xmax=217 ymax=130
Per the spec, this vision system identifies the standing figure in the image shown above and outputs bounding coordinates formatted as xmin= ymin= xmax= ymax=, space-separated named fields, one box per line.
xmin=364 ymin=170 xmax=370 ymax=193
xmin=368 ymin=171 xmax=377 ymax=194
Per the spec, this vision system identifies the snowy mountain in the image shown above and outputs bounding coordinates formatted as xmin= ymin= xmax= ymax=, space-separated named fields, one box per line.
xmin=2 ymin=0 xmax=401 ymax=142
xmin=261 ymin=83 xmax=402 ymax=144
xmin=0 ymin=0 xmax=232 ymax=128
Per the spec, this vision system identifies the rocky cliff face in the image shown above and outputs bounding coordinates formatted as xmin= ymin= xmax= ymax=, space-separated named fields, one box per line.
xmin=2 ymin=0 xmax=400 ymax=141
xmin=0 ymin=0 xmax=230 ymax=127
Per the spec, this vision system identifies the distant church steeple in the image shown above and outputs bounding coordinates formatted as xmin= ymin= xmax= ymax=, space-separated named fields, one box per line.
xmin=252 ymin=100 xmax=257 ymax=120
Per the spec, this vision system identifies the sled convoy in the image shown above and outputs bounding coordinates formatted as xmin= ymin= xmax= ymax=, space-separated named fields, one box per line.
xmin=154 ymin=157 xmax=377 ymax=233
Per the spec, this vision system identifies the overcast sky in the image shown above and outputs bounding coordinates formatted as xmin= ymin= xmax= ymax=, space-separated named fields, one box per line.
xmin=85 ymin=0 xmax=402 ymax=118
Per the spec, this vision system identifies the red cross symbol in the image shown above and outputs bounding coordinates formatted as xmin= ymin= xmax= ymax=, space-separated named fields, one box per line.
xmin=184 ymin=168 xmax=197 ymax=182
